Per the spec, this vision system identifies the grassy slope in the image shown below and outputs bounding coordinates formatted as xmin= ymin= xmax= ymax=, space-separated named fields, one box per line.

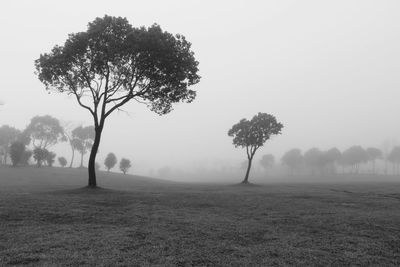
xmin=1 ymin=166 xmax=400 ymax=266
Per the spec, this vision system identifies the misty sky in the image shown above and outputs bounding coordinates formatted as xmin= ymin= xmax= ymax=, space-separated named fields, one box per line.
xmin=1 ymin=0 xmax=400 ymax=174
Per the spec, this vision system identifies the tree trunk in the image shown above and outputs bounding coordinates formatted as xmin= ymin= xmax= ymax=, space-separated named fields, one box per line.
xmin=242 ymin=157 xmax=253 ymax=184
xmin=69 ymin=145 xmax=75 ymax=168
xmin=87 ymin=127 xmax=102 ymax=188
xmin=80 ymin=152 xmax=84 ymax=168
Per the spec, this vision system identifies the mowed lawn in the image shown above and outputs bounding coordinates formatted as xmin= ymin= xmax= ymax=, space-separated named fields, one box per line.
xmin=1 ymin=167 xmax=400 ymax=266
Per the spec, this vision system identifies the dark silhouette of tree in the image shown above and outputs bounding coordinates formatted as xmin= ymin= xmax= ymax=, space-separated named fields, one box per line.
xmin=71 ymin=126 xmax=95 ymax=168
xmin=341 ymin=146 xmax=368 ymax=174
xmin=33 ymin=148 xmax=48 ymax=167
xmin=24 ymin=115 xmax=65 ymax=149
xmin=387 ymin=146 xmax=400 ymax=175
xmin=104 ymin=152 xmax=117 ymax=172
xmin=21 ymin=150 xmax=32 ymax=166
xmin=35 ymin=15 xmax=200 ymax=188
xmin=58 ymin=157 xmax=68 ymax=167
xmin=228 ymin=113 xmax=283 ymax=184
xmin=260 ymin=154 xmax=274 ymax=171
xmin=45 ymin=151 xmax=56 ymax=167
xmin=366 ymin=147 xmax=382 ymax=174
xmin=325 ymin=147 xmax=342 ymax=174
xmin=0 ymin=125 xmax=21 ymax=164
xmin=119 ymin=158 xmax=131 ymax=174
xmin=9 ymin=142 xmax=25 ymax=167
xmin=281 ymin=148 xmax=303 ymax=175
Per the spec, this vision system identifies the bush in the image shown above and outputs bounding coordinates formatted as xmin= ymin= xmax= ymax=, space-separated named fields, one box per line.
xmin=58 ymin=157 xmax=67 ymax=167
xmin=9 ymin=142 xmax=25 ymax=166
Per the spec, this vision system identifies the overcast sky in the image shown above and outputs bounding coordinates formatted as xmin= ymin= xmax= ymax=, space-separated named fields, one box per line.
xmin=1 ymin=0 xmax=400 ymax=174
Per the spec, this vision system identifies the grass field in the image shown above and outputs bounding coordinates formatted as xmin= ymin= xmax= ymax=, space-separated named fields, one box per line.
xmin=1 ymin=166 xmax=400 ymax=266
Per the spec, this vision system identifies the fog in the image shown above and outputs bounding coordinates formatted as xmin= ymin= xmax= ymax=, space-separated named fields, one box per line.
xmin=1 ymin=0 xmax=400 ymax=181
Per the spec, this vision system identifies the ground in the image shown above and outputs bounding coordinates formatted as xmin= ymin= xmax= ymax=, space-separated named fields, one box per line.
xmin=1 ymin=166 xmax=400 ymax=266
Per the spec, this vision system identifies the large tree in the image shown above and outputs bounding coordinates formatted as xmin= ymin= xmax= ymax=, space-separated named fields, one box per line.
xmin=35 ymin=15 xmax=200 ymax=187
xmin=71 ymin=125 xmax=95 ymax=168
xmin=341 ymin=146 xmax=368 ymax=174
xmin=228 ymin=113 xmax=283 ymax=184
xmin=24 ymin=115 xmax=65 ymax=149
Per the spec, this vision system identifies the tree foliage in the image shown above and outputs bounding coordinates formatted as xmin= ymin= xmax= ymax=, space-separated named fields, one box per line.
xmin=9 ymin=142 xmax=25 ymax=167
xmin=104 ymin=152 xmax=117 ymax=171
xmin=119 ymin=158 xmax=131 ymax=174
xmin=33 ymin=148 xmax=49 ymax=167
xmin=228 ymin=112 xmax=283 ymax=183
xmin=35 ymin=15 xmax=200 ymax=187
xmin=24 ymin=115 xmax=65 ymax=149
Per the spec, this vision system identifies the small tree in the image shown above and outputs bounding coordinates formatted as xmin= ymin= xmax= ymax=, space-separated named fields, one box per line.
xmin=0 ymin=125 xmax=21 ymax=164
xmin=366 ymin=147 xmax=382 ymax=174
xmin=58 ymin=157 xmax=68 ymax=167
xmin=104 ymin=153 xmax=117 ymax=172
xmin=260 ymin=154 xmax=274 ymax=171
xmin=388 ymin=146 xmax=400 ymax=175
xmin=281 ymin=148 xmax=303 ymax=175
xmin=228 ymin=113 xmax=283 ymax=184
xmin=33 ymin=148 xmax=48 ymax=167
xmin=325 ymin=147 xmax=342 ymax=174
xmin=46 ymin=151 xmax=56 ymax=167
xmin=342 ymin=146 xmax=368 ymax=174
xmin=119 ymin=158 xmax=131 ymax=174
xmin=9 ymin=141 xmax=25 ymax=167
xmin=71 ymin=125 xmax=95 ymax=168
xmin=35 ymin=15 xmax=200 ymax=188
xmin=21 ymin=150 xmax=32 ymax=166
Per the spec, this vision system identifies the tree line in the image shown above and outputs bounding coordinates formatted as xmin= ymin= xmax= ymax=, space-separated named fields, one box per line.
xmin=0 ymin=116 xmax=132 ymax=175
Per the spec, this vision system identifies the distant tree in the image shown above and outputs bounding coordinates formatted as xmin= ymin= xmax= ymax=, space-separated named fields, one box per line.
xmin=281 ymin=148 xmax=303 ymax=175
xmin=24 ymin=115 xmax=65 ymax=149
xmin=35 ymin=15 xmax=200 ymax=188
xmin=366 ymin=147 xmax=382 ymax=174
xmin=21 ymin=150 xmax=32 ymax=166
xmin=325 ymin=147 xmax=342 ymax=174
xmin=158 ymin=166 xmax=172 ymax=178
xmin=119 ymin=158 xmax=132 ymax=175
xmin=58 ymin=157 xmax=68 ymax=167
xmin=228 ymin=113 xmax=283 ymax=184
xmin=9 ymin=142 xmax=25 ymax=167
xmin=260 ymin=154 xmax=275 ymax=171
xmin=304 ymin=148 xmax=325 ymax=175
xmin=0 ymin=125 xmax=21 ymax=164
xmin=387 ymin=146 xmax=400 ymax=175
xmin=33 ymin=148 xmax=48 ymax=167
xmin=45 ymin=151 xmax=56 ymax=167
xmin=341 ymin=146 xmax=368 ymax=174
xmin=104 ymin=153 xmax=117 ymax=172
xmin=95 ymin=162 xmax=101 ymax=171
xmin=71 ymin=126 xmax=95 ymax=168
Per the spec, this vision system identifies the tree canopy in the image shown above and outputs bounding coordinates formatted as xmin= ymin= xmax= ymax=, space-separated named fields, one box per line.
xmin=35 ymin=15 xmax=200 ymax=187
xmin=24 ymin=115 xmax=64 ymax=149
